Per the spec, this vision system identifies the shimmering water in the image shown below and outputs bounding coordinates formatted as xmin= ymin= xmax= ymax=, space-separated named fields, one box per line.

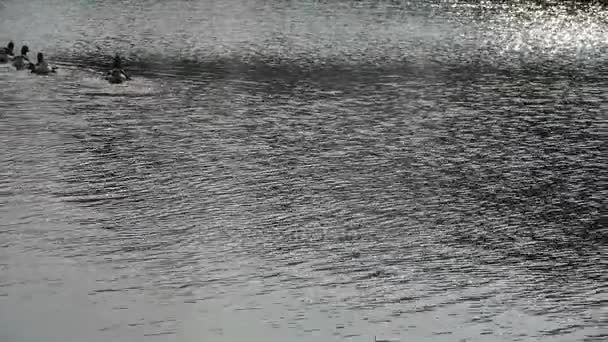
xmin=0 ymin=1 xmax=606 ymax=341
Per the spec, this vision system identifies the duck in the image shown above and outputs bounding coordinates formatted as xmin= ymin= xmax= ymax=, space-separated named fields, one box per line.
xmin=28 ymin=52 xmax=57 ymax=74
xmin=105 ymin=54 xmax=131 ymax=84
xmin=12 ymin=45 xmax=31 ymax=70
xmin=0 ymin=41 xmax=15 ymax=63
xmin=106 ymin=68 xmax=130 ymax=84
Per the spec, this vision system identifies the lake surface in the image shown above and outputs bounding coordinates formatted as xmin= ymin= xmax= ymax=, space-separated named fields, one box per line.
xmin=0 ymin=1 xmax=606 ymax=341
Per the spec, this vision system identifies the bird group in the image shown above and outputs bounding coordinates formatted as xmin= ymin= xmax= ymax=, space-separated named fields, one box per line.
xmin=0 ymin=41 xmax=55 ymax=74
xmin=1 ymin=41 xmax=131 ymax=84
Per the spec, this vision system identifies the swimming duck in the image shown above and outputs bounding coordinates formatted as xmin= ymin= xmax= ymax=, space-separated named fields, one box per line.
xmin=106 ymin=68 xmax=130 ymax=84
xmin=0 ymin=41 xmax=15 ymax=63
xmin=105 ymin=54 xmax=131 ymax=84
xmin=28 ymin=52 xmax=57 ymax=74
xmin=12 ymin=45 xmax=31 ymax=70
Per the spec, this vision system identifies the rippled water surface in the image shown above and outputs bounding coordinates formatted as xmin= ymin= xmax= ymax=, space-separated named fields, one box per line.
xmin=1 ymin=1 xmax=606 ymax=341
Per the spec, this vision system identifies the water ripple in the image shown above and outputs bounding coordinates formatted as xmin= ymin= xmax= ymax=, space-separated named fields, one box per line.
xmin=1 ymin=1 xmax=606 ymax=342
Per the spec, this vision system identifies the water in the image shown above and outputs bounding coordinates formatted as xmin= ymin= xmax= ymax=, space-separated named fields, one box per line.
xmin=0 ymin=0 xmax=606 ymax=341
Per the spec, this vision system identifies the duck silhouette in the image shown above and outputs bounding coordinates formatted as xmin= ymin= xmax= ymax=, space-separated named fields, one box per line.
xmin=0 ymin=41 xmax=15 ymax=63
xmin=105 ymin=54 xmax=131 ymax=84
xmin=28 ymin=52 xmax=57 ymax=75
xmin=12 ymin=45 xmax=31 ymax=70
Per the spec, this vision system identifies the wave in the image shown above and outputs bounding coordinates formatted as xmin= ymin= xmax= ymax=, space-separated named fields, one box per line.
xmin=3 ymin=0 xmax=607 ymax=83
xmin=48 ymin=48 xmax=608 ymax=86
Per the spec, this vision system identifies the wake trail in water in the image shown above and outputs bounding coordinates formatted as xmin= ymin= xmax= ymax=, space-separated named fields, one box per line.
xmin=47 ymin=49 xmax=608 ymax=87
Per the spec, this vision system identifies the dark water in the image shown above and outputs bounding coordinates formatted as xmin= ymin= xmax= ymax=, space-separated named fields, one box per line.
xmin=0 ymin=1 xmax=606 ymax=341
